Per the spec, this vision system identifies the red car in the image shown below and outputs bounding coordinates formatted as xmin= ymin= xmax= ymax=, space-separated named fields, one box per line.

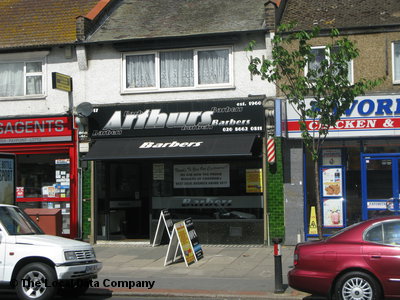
xmin=288 ymin=216 xmax=400 ymax=299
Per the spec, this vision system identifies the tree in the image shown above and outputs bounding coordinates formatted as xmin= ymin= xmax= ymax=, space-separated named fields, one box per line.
xmin=246 ymin=23 xmax=382 ymax=239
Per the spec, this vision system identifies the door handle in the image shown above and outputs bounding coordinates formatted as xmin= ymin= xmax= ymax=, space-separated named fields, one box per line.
xmin=371 ymin=255 xmax=381 ymax=259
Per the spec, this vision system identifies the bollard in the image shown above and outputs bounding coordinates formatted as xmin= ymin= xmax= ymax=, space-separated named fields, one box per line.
xmin=272 ymin=237 xmax=284 ymax=294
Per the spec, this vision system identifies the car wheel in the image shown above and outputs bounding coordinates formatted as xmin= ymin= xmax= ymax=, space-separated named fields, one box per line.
xmin=15 ymin=262 xmax=57 ymax=300
xmin=334 ymin=271 xmax=382 ymax=300
xmin=58 ymin=279 xmax=91 ymax=297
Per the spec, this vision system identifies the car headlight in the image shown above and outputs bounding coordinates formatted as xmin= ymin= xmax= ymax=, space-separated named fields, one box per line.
xmin=64 ymin=251 xmax=77 ymax=261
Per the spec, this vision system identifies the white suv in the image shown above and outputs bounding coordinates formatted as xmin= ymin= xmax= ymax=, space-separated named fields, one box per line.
xmin=0 ymin=204 xmax=102 ymax=300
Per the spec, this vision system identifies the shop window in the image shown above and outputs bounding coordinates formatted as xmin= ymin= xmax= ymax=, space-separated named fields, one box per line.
xmin=392 ymin=41 xmax=400 ymax=84
xmin=306 ymin=141 xmax=362 ymax=237
xmin=122 ymin=46 xmax=232 ymax=92
xmin=0 ymin=51 xmax=46 ymax=99
xmin=306 ymin=46 xmax=353 ymax=84
xmin=15 ymin=153 xmax=71 ymax=235
xmin=152 ymin=160 xmax=263 ymax=220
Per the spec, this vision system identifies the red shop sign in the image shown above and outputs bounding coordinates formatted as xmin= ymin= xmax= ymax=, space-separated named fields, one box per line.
xmin=0 ymin=117 xmax=72 ymax=144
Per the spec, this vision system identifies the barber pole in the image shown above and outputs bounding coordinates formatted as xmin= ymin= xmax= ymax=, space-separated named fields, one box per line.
xmin=267 ymin=136 xmax=276 ymax=164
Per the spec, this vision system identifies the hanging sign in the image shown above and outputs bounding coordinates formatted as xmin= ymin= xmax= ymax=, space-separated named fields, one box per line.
xmin=152 ymin=209 xmax=174 ymax=246
xmin=52 ymin=72 xmax=72 ymax=92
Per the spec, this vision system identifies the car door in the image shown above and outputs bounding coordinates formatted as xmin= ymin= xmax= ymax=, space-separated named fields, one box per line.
xmin=363 ymin=220 xmax=400 ymax=295
xmin=0 ymin=227 xmax=6 ymax=281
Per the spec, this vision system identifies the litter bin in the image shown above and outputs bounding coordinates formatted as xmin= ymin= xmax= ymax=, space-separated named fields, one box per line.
xmin=24 ymin=208 xmax=62 ymax=236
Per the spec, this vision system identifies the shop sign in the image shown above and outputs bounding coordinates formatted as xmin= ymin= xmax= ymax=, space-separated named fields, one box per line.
xmin=287 ymin=95 xmax=400 ymax=138
xmin=52 ymin=72 xmax=72 ymax=92
xmin=184 ymin=218 xmax=203 ymax=261
xmin=0 ymin=117 xmax=72 ymax=144
xmin=164 ymin=218 xmax=203 ymax=267
xmin=367 ymin=201 xmax=392 ymax=210
xmin=173 ymin=164 xmax=229 ymax=188
xmin=166 ymin=220 xmax=196 ymax=267
xmin=0 ymin=155 xmax=15 ymax=205
xmin=153 ymin=209 xmax=174 ymax=246
xmin=152 ymin=195 xmax=262 ymax=209
xmin=89 ymin=98 xmax=265 ymax=138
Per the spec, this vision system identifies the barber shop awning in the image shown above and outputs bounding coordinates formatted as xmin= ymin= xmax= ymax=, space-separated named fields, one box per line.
xmin=82 ymin=134 xmax=258 ymax=160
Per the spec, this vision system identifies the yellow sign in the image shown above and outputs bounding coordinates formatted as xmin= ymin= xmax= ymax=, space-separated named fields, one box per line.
xmin=246 ymin=169 xmax=263 ymax=193
xmin=175 ymin=221 xmax=195 ymax=266
xmin=309 ymin=206 xmax=318 ymax=234
xmin=52 ymin=72 xmax=72 ymax=92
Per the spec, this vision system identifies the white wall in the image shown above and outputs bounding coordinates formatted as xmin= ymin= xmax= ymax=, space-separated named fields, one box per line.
xmin=0 ymin=32 xmax=275 ymax=118
xmin=82 ymin=33 xmax=276 ymax=105
xmin=0 ymin=47 xmax=83 ymax=117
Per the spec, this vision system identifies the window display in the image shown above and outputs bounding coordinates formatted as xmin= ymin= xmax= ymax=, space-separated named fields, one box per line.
xmin=15 ymin=153 xmax=71 ymax=235
xmin=152 ymin=159 xmax=263 ymax=220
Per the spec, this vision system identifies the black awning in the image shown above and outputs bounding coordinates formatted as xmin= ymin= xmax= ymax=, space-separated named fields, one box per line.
xmin=82 ymin=134 xmax=258 ymax=161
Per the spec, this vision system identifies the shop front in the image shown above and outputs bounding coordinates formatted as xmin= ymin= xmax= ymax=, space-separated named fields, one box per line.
xmin=84 ymin=98 xmax=266 ymax=244
xmin=287 ymin=94 xmax=400 ymax=239
xmin=0 ymin=115 xmax=78 ymax=238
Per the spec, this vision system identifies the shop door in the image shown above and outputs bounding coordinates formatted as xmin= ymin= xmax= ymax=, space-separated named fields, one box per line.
xmin=96 ymin=161 xmax=150 ymax=240
xmin=361 ymin=154 xmax=400 ymax=220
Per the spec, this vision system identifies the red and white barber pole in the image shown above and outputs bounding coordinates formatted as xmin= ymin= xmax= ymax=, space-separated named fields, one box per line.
xmin=267 ymin=136 xmax=276 ymax=164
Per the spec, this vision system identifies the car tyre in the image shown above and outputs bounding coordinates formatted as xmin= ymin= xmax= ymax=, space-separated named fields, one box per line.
xmin=334 ymin=271 xmax=382 ymax=300
xmin=15 ymin=262 xmax=57 ymax=300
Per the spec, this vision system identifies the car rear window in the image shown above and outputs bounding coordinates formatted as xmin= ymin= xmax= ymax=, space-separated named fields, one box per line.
xmin=364 ymin=220 xmax=400 ymax=245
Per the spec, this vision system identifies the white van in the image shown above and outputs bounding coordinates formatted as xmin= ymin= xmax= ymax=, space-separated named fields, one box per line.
xmin=0 ymin=204 xmax=102 ymax=300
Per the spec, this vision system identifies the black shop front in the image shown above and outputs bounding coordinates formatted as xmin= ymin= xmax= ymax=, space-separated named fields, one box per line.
xmin=84 ymin=98 xmax=266 ymax=244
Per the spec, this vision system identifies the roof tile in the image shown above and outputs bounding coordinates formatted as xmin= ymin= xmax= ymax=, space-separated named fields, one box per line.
xmin=0 ymin=0 xmax=100 ymax=49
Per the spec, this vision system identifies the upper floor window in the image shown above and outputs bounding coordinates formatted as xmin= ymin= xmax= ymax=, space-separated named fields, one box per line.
xmin=392 ymin=41 xmax=400 ymax=84
xmin=0 ymin=51 xmax=47 ymax=99
xmin=122 ymin=47 xmax=232 ymax=92
xmin=306 ymin=46 xmax=353 ymax=84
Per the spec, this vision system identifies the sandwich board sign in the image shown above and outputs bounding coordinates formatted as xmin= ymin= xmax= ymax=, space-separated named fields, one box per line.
xmin=164 ymin=218 xmax=203 ymax=267
xmin=0 ymin=153 xmax=16 ymax=205
xmin=152 ymin=209 xmax=174 ymax=246
xmin=185 ymin=218 xmax=204 ymax=261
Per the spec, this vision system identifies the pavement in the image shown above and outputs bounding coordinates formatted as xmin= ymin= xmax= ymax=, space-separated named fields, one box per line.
xmin=87 ymin=242 xmax=312 ymax=299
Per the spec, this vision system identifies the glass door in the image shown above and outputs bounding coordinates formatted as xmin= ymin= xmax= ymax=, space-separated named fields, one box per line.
xmin=361 ymin=154 xmax=400 ymax=219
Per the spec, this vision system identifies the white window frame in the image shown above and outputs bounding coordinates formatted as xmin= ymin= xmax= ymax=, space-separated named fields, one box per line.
xmin=392 ymin=41 xmax=400 ymax=84
xmin=305 ymin=46 xmax=354 ymax=85
xmin=121 ymin=46 xmax=233 ymax=93
xmin=0 ymin=51 xmax=48 ymax=100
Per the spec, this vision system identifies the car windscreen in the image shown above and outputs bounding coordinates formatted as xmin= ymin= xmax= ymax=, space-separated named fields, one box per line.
xmin=0 ymin=206 xmax=43 ymax=235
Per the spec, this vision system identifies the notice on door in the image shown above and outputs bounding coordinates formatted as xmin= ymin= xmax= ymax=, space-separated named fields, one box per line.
xmin=173 ymin=164 xmax=230 ymax=188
